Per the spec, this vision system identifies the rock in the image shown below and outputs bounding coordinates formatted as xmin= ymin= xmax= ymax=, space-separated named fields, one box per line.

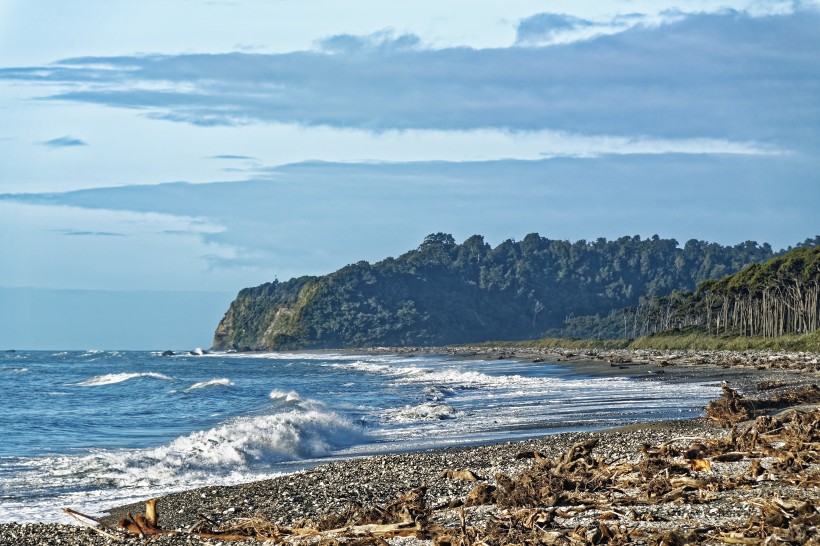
xmin=161 ymin=350 xmax=175 ymax=356
xmin=189 ymin=348 xmax=208 ymax=356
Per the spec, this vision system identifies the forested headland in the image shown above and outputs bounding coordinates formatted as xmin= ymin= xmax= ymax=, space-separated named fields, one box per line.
xmin=560 ymin=244 xmax=820 ymax=342
xmin=212 ymin=234 xmax=817 ymax=351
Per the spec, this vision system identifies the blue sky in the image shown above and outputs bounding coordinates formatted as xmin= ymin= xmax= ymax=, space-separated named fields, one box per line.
xmin=1 ymin=0 xmax=818 ymax=349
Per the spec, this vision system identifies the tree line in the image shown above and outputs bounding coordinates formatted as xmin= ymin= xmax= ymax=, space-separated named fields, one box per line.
xmin=212 ymin=233 xmax=801 ymax=350
xmin=560 ymin=243 xmax=820 ymax=340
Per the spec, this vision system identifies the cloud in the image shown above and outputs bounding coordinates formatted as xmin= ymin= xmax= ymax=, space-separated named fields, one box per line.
xmin=515 ymin=13 xmax=598 ymax=44
xmin=56 ymin=230 xmax=126 ymax=237
xmin=513 ymin=11 xmax=687 ymax=46
xmin=318 ymin=30 xmax=422 ymax=53
xmin=1 ymin=10 xmax=818 ymax=150
xmin=209 ymin=154 xmax=256 ymax=160
xmin=3 ymin=154 xmax=817 ymax=278
xmin=41 ymin=136 xmax=88 ymax=148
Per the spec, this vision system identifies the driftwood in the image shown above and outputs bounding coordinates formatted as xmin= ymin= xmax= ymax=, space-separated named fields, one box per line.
xmin=82 ymin=488 xmax=430 ymax=543
xmin=61 ymin=508 xmax=123 ymax=542
xmin=706 ymin=384 xmax=820 ymax=426
xmin=440 ymin=469 xmax=483 ymax=481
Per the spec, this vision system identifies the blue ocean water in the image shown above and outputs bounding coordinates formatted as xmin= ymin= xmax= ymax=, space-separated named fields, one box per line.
xmin=0 ymin=350 xmax=721 ymax=523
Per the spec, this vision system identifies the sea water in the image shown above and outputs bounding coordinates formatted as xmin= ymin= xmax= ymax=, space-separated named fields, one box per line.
xmin=0 ymin=350 xmax=721 ymax=523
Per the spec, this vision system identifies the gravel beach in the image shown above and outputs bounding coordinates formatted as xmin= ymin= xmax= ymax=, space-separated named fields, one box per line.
xmin=2 ymin=348 xmax=818 ymax=545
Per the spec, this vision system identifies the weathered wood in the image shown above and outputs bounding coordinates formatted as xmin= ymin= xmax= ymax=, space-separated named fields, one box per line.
xmin=145 ymin=498 xmax=158 ymax=527
xmin=62 ymin=508 xmax=123 ymax=542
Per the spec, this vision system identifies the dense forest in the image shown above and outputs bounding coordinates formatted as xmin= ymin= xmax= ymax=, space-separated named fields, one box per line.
xmin=213 ymin=233 xmax=787 ymax=350
xmin=567 ymin=244 xmax=820 ymax=340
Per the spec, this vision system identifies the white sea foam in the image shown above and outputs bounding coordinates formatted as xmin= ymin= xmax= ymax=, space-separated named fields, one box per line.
xmin=423 ymin=385 xmax=456 ymax=401
xmin=216 ymin=351 xmax=350 ymax=361
xmin=186 ymin=378 xmax=235 ymax=391
xmin=0 ymin=399 xmax=365 ymax=523
xmin=327 ymin=360 xmax=526 ymax=390
xmin=385 ymin=402 xmax=458 ymax=423
xmin=270 ymin=389 xmax=301 ymax=402
xmin=75 ymin=372 xmax=174 ymax=387
xmin=327 ymin=361 xmax=393 ymax=374
xmin=161 ymin=408 xmax=361 ymax=467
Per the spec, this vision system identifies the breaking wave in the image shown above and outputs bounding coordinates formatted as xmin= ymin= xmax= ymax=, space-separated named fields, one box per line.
xmin=269 ymin=389 xmax=301 ymax=402
xmin=75 ymin=372 xmax=174 ymax=387
xmin=0 ymin=395 xmax=365 ymax=522
xmin=385 ymin=402 xmax=458 ymax=423
xmin=186 ymin=378 xmax=235 ymax=391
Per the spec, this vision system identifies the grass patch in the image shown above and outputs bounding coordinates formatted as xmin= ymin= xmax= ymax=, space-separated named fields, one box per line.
xmin=476 ymin=338 xmax=631 ymax=350
xmin=474 ymin=331 xmax=820 ymax=352
xmin=628 ymin=331 xmax=820 ymax=352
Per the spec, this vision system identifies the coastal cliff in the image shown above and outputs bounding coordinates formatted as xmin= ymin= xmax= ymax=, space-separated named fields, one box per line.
xmin=212 ymin=275 xmax=319 ymax=350
xmin=212 ymin=233 xmax=783 ymax=351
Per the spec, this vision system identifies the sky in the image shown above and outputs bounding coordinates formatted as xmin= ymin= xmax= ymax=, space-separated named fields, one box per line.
xmin=1 ymin=0 xmax=818 ymax=349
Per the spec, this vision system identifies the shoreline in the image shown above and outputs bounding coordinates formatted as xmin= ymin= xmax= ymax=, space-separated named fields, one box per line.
xmin=364 ymin=343 xmax=820 ymax=370
xmin=2 ymin=347 xmax=819 ymax=545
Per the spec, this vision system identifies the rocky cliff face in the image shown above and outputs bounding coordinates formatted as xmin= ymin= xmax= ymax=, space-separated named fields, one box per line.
xmin=212 ymin=276 xmax=318 ymax=350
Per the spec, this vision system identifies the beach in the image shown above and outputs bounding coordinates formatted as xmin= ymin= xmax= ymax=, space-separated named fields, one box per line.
xmin=2 ymin=348 xmax=818 ymax=545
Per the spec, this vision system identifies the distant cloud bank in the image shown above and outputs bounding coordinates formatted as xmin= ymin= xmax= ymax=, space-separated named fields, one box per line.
xmin=1 ymin=9 xmax=816 ymax=154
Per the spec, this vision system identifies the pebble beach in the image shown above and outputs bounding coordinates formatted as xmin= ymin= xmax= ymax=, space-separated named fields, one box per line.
xmin=2 ymin=347 xmax=819 ymax=545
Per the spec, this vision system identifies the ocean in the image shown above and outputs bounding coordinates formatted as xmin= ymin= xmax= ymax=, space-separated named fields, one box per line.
xmin=0 ymin=350 xmax=721 ymax=523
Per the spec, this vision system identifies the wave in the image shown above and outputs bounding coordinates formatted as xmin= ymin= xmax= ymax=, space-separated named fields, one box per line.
xmin=35 ymin=404 xmax=360 ymax=487
xmin=75 ymin=372 xmax=174 ymax=387
xmin=0 ymin=399 xmax=364 ymax=523
xmin=326 ymin=358 xmax=527 ymax=387
xmin=185 ymin=378 xmax=235 ymax=391
xmin=216 ymin=351 xmax=350 ymax=361
xmin=270 ymin=389 xmax=301 ymax=402
xmin=159 ymin=408 xmax=362 ymax=469
xmin=384 ymin=402 xmax=458 ymax=423
xmin=326 ymin=361 xmax=393 ymax=375
xmin=332 ymin=358 xmax=671 ymax=394
xmin=79 ymin=350 xmax=123 ymax=362
xmin=423 ymin=385 xmax=456 ymax=401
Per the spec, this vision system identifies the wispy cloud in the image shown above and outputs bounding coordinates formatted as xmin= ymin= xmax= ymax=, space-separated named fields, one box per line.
xmin=515 ymin=13 xmax=599 ymax=44
xmin=318 ymin=30 xmax=421 ymax=53
xmin=209 ymin=154 xmax=256 ymax=160
xmin=5 ymin=153 xmax=818 ymax=275
xmin=513 ymin=11 xmax=688 ymax=46
xmin=41 ymin=136 xmax=88 ymax=148
xmin=56 ymin=230 xmax=126 ymax=237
